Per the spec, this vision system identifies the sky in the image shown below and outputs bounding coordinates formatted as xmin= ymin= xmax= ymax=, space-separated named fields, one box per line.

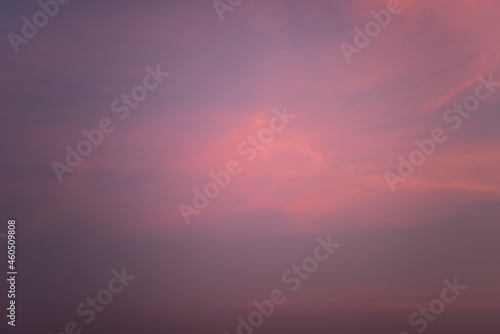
xmin=0 ymin=0 xmax=499 ymax=333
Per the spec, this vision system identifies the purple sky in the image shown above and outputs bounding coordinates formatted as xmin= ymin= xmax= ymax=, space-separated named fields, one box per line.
xmin=1 ymin=0 xmax=499 ymax=333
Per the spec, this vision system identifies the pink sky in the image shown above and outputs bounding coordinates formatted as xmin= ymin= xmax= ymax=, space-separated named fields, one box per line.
xmin=1 ymin=0 xmax=499 ymax=333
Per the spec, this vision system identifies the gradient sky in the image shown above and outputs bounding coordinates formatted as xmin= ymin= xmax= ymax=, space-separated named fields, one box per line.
xmin=1 ymin=0 xmax=499 ymax=333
